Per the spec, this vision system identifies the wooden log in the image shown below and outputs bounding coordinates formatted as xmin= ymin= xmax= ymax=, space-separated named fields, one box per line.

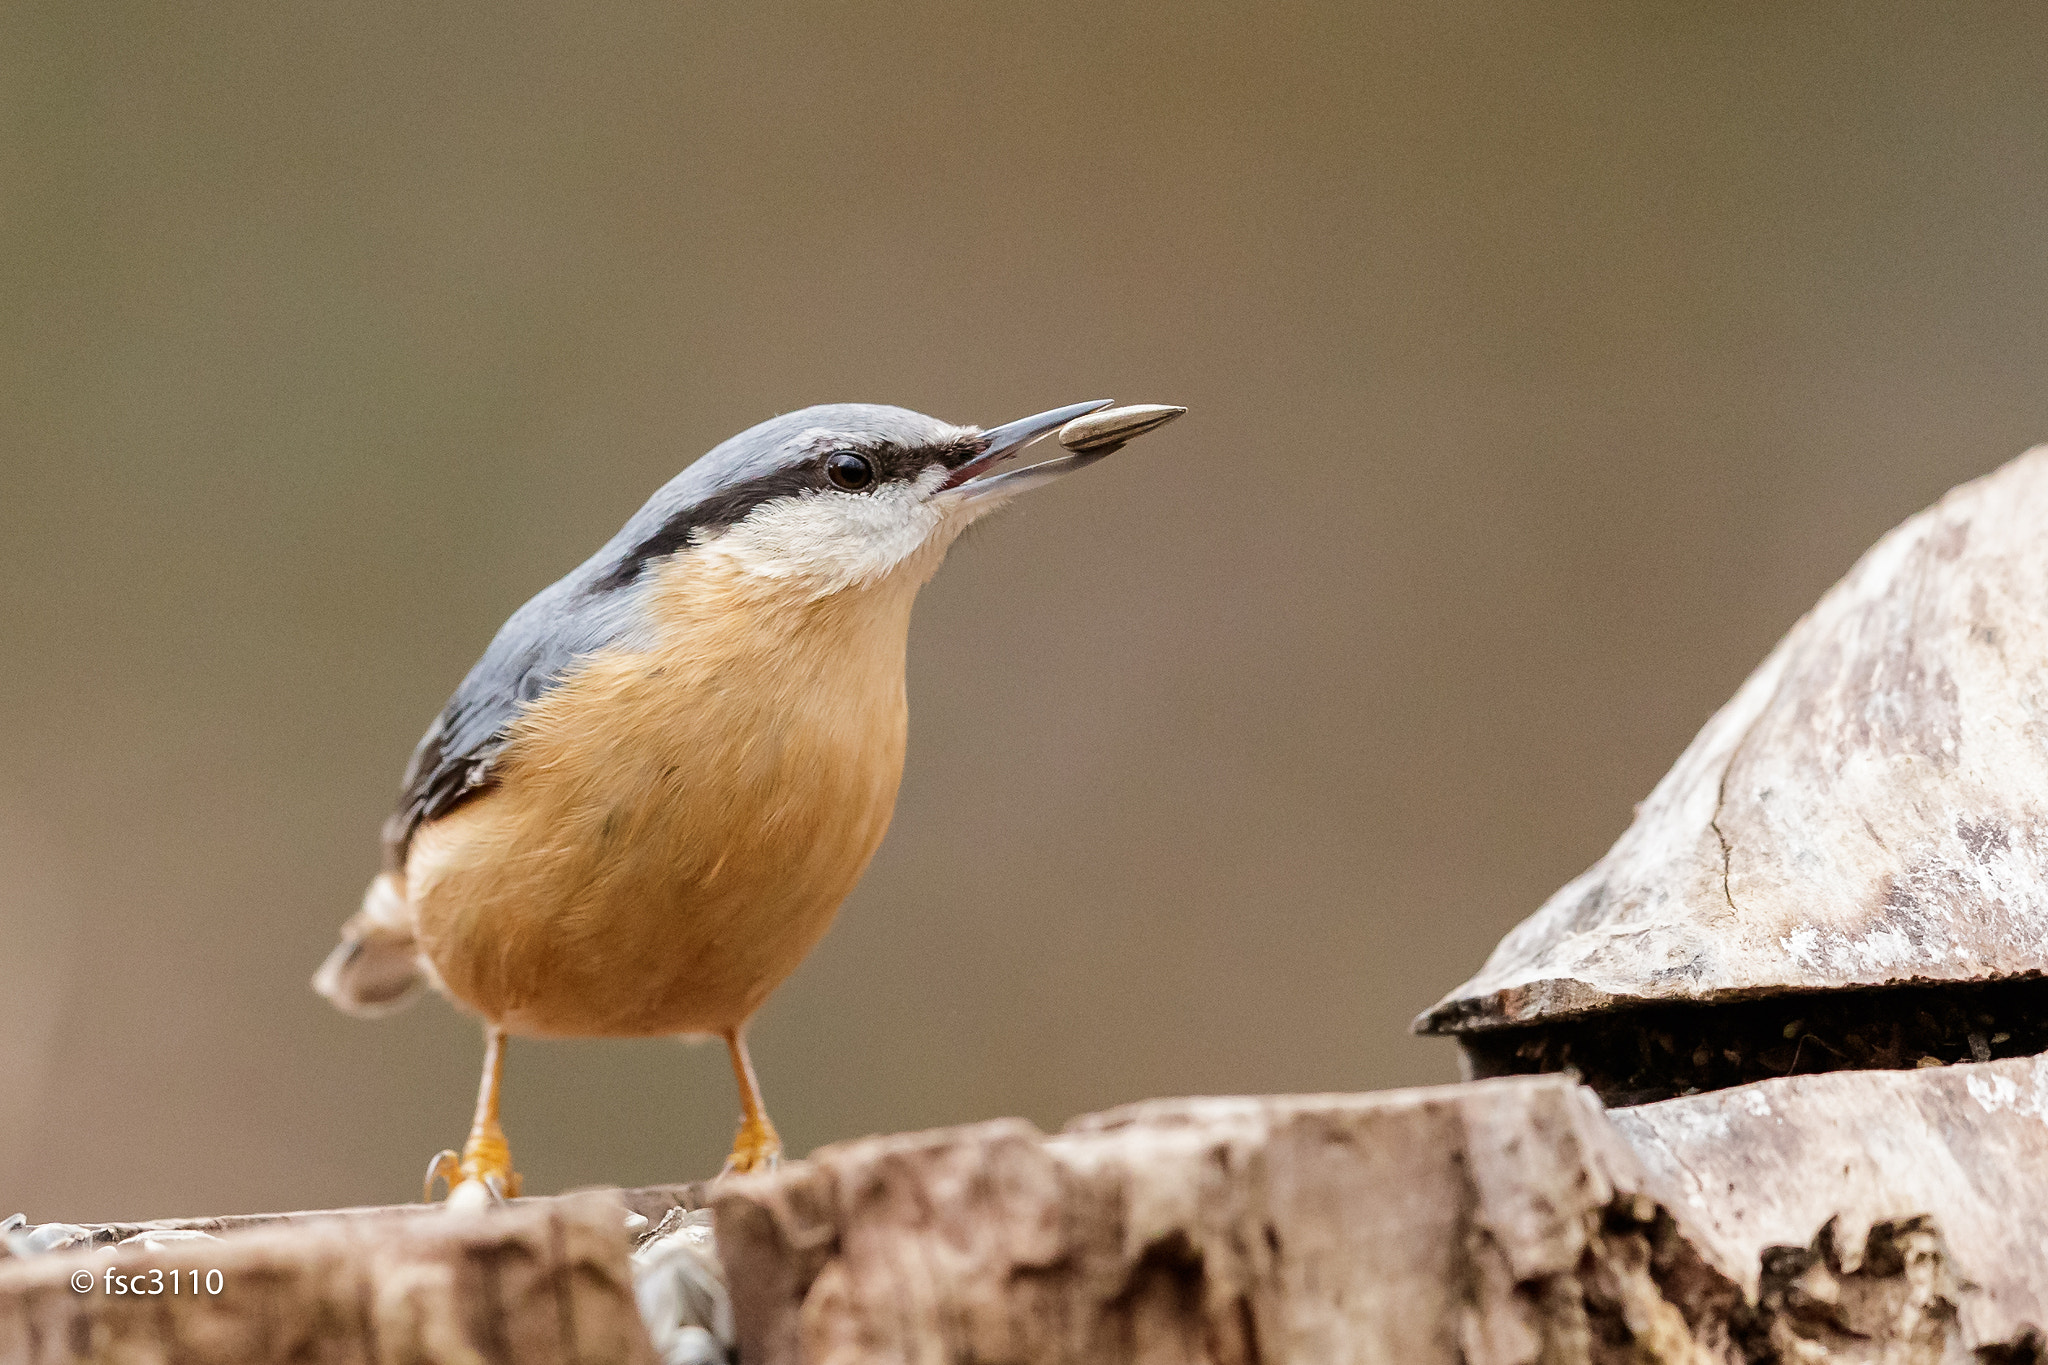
xmin=712 ymin=1075 xmax=1748 ymax=1365
xmin=0 ymin=1192 xmax=658 ymax=1364
xmin=10 ymin=1074 xmax=2044 ymax=1361
xmin=1419 ymin=446 xmax=2048 ymax=1038
xmin=1612 ymin=1055 xmax=2048 ymax=1354
xmin=3 ymin=1183 xmax=709 ymax=1256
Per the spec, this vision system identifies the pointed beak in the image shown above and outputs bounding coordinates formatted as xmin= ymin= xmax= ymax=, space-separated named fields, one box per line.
xmin=945 ymin=400 xmax=1113 ymax=492
xmin=945 ymin=400 xmax=1185 ymax=504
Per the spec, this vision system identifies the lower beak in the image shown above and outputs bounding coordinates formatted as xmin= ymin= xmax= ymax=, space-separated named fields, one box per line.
xmin=944 ymin=399 xmax=1114 ymax=497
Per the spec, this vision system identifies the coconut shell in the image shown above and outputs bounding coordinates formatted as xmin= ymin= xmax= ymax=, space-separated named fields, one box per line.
xmin=1422 ymin=446 xmax=2048 ymax=1035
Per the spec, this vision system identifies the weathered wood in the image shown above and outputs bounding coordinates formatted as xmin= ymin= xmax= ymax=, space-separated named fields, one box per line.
xmin=0 ymin=1192 xmax=658 ymax=1364
xmin=11 ymin=1073 xmax=2046 ymax=1361
xmin=714 ymin=1076 xmax=1747 ymax=1365
xmin=2 ymin=1182 xmax=709 ymax=1257
xmin=1420 ymin=445 xmax=2048 ymax=1036
xmin=1613 ymin=1055 xmax=2048 ymax=1353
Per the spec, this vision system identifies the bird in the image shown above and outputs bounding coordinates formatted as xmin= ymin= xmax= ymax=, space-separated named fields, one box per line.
xmin=314 ymin=398 xmax=1185 ymax=1198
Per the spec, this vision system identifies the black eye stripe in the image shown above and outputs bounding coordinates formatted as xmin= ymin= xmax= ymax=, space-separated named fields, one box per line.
xmin=594 ymin=466 xmax=815 ymax=590
xmin=594 ymin=433 xmax=979 ymax=593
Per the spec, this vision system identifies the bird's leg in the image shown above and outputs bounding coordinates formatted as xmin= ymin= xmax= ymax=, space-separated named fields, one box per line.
xmin=424 ymin=1023 xmax=524 ymax=1202
xmin=720 ymin=1027 xmax=782 ymax=1175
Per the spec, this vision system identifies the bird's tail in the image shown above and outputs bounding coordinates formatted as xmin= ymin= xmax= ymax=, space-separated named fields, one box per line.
xmin=313 ymin=871 xmax=427 ymax=1017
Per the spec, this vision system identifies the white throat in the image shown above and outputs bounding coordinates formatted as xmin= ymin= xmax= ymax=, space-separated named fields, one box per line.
xmin=694 ymin=467 xmax=989 ymax=598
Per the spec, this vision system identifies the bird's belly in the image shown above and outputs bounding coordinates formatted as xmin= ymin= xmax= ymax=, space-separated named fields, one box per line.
xmin=410 ymin=772 xmax=894 ymax=1036
xmin=405 ymin=656 xmax=907 ymax=1037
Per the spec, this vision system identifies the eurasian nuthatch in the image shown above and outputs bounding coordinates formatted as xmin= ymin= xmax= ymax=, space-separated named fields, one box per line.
xmin=314 ymin=399 xmax=1184 ymax=1197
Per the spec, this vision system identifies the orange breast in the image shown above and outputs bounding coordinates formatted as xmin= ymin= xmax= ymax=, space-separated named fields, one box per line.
xmin=405 ymin=552 xmax=921 ymax=1037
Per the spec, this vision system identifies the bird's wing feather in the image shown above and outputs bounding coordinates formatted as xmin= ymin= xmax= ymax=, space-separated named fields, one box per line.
xmin=383 ymin=575 xmax=653 ymax=869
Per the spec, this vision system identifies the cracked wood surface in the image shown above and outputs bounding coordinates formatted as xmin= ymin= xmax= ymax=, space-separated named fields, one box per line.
xmin=0 ymin=1192 xmax=658 ymax=1365
xmin=6 ymin=1075 xmax=2042 ymax=1362
xmin=714 ymin=1076 xmax=1749 ymax=1365
xmin=1612 ymin=1054 xmax=2048 ymax=1353
xmin=1420 ymin=445 xmax=2048 ymax=1034
xmin=2 ymin=1182 xmax=710 ymax=1254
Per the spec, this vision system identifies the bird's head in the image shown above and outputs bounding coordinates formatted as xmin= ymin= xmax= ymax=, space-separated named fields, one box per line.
xmin=593 ymin=400 xmax=1182 ymax=601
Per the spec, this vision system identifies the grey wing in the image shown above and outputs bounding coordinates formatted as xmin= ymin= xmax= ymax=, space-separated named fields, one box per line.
xmin=381 ymin=575 xmax=653 ymax=870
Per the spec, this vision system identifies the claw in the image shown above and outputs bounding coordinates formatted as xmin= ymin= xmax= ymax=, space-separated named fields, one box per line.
xmin=720 ymin=1113 xmax=783 ymax=1176
xmin=718 ymin=1029 xmax=782 ymax=1177
xmin=424 ymin=1023 xmax=524 ymax=1205
xmin=423 ymin=1131 xmax=523 ymax=1205
xmin=454 ymin=1130 xmax=522 ymax=1199
xmin=424 ymin=1149 xmax=462 ymax=1203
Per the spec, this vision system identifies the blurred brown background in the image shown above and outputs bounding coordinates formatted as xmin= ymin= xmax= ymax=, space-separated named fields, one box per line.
xmin=4 ymin=2 xmax=2047 ymax=1221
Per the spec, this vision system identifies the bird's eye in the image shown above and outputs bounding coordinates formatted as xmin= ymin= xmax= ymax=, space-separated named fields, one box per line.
xmin=825 ymin=450 xmax=875 ymax=491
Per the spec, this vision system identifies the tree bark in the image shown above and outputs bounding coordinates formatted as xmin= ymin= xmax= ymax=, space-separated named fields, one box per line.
xmin=0 ymin=1192 xmax=658 ymax=1365
xmin=714 ymin=1076 xmax=1746 ymax=1365
xmin=8 ymin=1068 xmax=2046 ymax=1362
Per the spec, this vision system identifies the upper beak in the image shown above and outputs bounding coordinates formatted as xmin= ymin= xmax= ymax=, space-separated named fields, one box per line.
xmin=946 ymin=398 xmax=1186 ymax=504
xmin=945 ymin=400 xmax=1113 ymax=492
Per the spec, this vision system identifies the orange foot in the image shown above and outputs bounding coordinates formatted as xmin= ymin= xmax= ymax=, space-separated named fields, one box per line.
xmin=722 ymin=1113 xmax=782 ymax=1176
xmin=424 ymin=1126 xmax=523 ymax=1203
